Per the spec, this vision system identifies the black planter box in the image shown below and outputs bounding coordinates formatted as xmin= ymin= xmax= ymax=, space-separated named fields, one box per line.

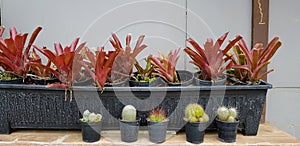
xmin=0 ymin=82 xmax=271 ymax=136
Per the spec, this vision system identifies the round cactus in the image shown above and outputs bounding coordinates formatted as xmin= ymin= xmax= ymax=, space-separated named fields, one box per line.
xmin=217 ymin=106 xmax=229 ymax=121
xmin=80 ymin=110 xmax=102 ymax=122
xmin=185 ymin=103 xmax=209 ymax=122
xmin=148 ymin=108 xmax=167 ymax=122
xmin=228 ymin=107 xmax=238 ymax=119
xmin=122 ymin=105 xmax=137 ymax=121
xmin=217 ymin=106 xmax=238 ymax=122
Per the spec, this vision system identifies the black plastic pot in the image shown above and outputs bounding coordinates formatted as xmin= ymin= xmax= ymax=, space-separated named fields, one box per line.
xmin=194 ymin=71 xmax=226 ymax=86
xmin=167 ymin=70 xmax=194 ymax=86
xmin=0 ymin=78 xmax=23 ymax=84
xmin=148 ymin=120 xmax=169 ymax=143
xmin=119 ymin=119 xmax=140 ymax=142
xmin=74 ymin=77 xmax=93 ymax=86
xmin=81 ymin=122 xmax=102 ymax=142
xmin=215 ymin=119 xmax=239 ymax=143
xmin=31 ymin=77 xmax=60 ymax=85
xmin=185 ymin=121 xmax=207 ymax=144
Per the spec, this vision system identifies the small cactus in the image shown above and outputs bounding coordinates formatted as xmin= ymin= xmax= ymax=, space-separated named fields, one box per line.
xmin=217 ymin=106 xmax=238 ymax=122
xmin=121 ymin=105 xmax=137 ymax=121
xmin=184 ymin=103 xmax=209 ymax=122
xmin=148 ymin=108 xmax=167 ymax=122
xmin=80 ymin=110 xmax=102 ymax=123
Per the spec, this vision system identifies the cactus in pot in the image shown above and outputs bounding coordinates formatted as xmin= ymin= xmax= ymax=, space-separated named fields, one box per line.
xmin=120 ymin=105 xmax=139 ymax=142
xmin=121 ymin=105 xmax=137 ymax=121
xmin=147 ymin=108 xmax=168 ymax=143
xmin=184 ymin=103 xmax=209 ymax=144
xmin=217 ymin=106 xmax=238 ymax=122
xmin=185 ymin=103 xmax=209 ymax=123
xmin=80 ymin=110 xmax=102 ymax=142
xmin=216 ymin=106 xmax=239 ymax=143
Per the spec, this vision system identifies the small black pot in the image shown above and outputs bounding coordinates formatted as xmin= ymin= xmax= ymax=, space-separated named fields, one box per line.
xmin=147 ymin=120 xmax=169 ymax=143
xmin=74 ymin=77 xmax=93 ymax=86
xmin=194 ymin=71 xmax=226 ymax=86
xmin=81 ymin=122 xmax=102 ymax=143
xmin=119 ymin=119 xmax=140 ymax=142
xmin=215 ymin=119 xmax=239 ymax=143
xmin=104 ymin=78 xmax=128 ymax=87
xmin=167 ymin=70 xmax=194 ymax=86
xmin=31 ymin=77 xmax=60 ymax=85
xmin=0 ymin=78 xmax=23 ymax=84
xmin=185 ymin=121 xmax=207 ymax=144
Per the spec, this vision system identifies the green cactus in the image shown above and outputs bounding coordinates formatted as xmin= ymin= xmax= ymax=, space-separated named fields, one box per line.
xmin=121 ymin=105 xmax=137 ymax=121
xmin=184 ymin=103 xmax=209 ymax=123
xmin=148 ymin=108 xmax=167 ymax=122
xmin=217 ymin=106 xmax=238 ymax=122
xmin=80 ymin=110 xmax=102 ymax=123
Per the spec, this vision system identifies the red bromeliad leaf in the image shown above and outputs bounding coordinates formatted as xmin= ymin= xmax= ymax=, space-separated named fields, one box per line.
xmin=150 ymin=48 xmax=180 ymax=83
xmin=185 ymin=32 xmax=241 ymax=81
xmin=186 ymin=38 xmax=208 ymax=63
xmin=0 ymin=26 xmax=42 ymax=78
xmin=34 ymin=38 xmax=86 ymax=87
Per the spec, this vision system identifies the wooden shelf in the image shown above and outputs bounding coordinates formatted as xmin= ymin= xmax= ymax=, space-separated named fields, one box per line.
xmin=0 ymin=123 xmax=299 ymax=145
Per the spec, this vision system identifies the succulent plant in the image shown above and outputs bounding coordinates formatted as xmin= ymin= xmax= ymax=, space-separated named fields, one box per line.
xmin=121 ymin=105 xmax=137 ymax=122
xmin=184 ymin=103 xmax=209 ymax=123
xmin=217 ymin=106 xmax=238 ymax=122
xmin=148 ymin=108 xmax=167 ymax=122
xmin=80 ymin=110 xmax=102 ymax=123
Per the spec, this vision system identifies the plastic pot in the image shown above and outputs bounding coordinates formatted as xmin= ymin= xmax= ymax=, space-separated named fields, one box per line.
xmin=31 ymin=77 xmax=60 ymax=85
xmin=147 ymin=120 xmax=169 ymax=143
xmin=185 ymin=121 xmax=207 ymax=144
xmin=215 ymin=119 xmax=239 ymax=143
xmin=167 ymin=70 xmax=194 ymax=86
xmin=194 ymin=71 xmax=226 ymax=86
xmin=119 ymin=119 xmax=140 ymax=142
xmin=0 ymin=78 xmax=23 ymax=84
xmin=81 ymin=122 xmax=102 ymax=142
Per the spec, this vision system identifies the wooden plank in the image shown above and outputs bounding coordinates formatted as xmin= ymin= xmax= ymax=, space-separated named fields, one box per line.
xmin=252 ymin=0 xmax=269 ymax=123
xmin=0 ymin=123 xmax=299 ymax=145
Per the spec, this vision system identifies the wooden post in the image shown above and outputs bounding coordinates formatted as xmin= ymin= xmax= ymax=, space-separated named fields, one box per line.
xmin=252 ymin=0 xmax=269 ymax=123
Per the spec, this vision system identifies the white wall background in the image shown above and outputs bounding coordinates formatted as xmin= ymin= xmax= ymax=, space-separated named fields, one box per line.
xmin=1 ymin=0 xmax=299 ymax=139
xmin=267 ymin=0 xmax=300 ymax=139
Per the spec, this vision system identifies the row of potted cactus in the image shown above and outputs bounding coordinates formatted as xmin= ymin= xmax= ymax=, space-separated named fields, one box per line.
xmin=80 ymin=104 xmax=239 ymax=144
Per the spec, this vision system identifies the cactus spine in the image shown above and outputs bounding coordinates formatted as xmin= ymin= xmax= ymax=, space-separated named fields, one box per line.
xmin=149 ymin=108 xmax=167 ymax=122
xmin=185 ymin=103 xmax=209 ymax=122
xmin=122 ymin=105 xmax=137 ymax=121
xmin=217 ymin=106 xmax=238 ymax=122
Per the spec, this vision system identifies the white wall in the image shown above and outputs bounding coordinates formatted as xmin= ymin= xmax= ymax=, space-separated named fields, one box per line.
xmin=267 ymin=0 xmax=300 ymax=139
xmin=3 ymin=0 xmax=299 ymax=139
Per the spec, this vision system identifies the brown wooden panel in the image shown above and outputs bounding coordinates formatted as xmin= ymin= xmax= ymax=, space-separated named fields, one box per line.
xmin=252 ymin=0 xmax=269 ymax=123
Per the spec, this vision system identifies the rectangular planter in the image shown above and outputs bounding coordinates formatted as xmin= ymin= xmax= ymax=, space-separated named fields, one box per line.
xmin=0 ymin=83 xmax=271 ymax=135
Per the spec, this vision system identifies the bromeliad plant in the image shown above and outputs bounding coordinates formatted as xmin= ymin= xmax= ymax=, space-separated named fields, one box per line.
xmin=228 ymin=37 xmax=282 ymax=84
xmin=109 ymin=33 xmax=147 ymax=82
xmin=82 ymin=46 xmax=119 ymax=90
xmin=132 ymin=55 xmax=156 ymax=82
xmin=184 ymin=32 xmax=242 ymax=82
xmin=33 ymin=38 xmax=86 ymax=100
xmin=150 ymin=48 xmax=180 ymax=84
xmin=0 ymin=26 xmax=42 ymax=80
